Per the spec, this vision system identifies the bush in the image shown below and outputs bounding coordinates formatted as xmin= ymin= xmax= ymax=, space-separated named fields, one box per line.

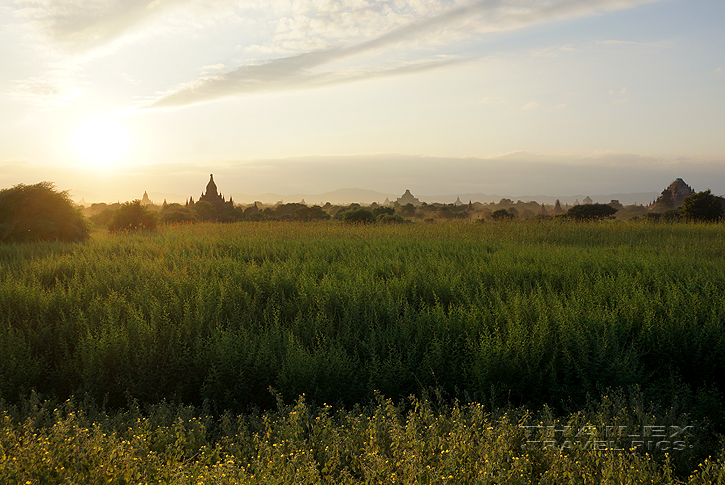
xmin=377 ymin=213 xmax=409 ymax=224
xmin=566 ymin=203 xmax=618 ymax=221
xmin=0 ymin=182 xmax=90 ymax=243
xmin=295 ymin=206 xmax=331 ymax=222
xmin=160 ymin=204 xmax=197 ymax=224
xmin=108 ymin=200 xmax=157 ymax=233
xmin=372 ymin=206 xmax=395 ymax=217
xmin=661 ymin=209 xmax=682 ymax=222
xmin=491 ymin=209 xmax=515 ymax=221
xmin=679 ymin=190 xmax=724 ymax=222
xmin=342 ymin=208 xmax=375 ymax=224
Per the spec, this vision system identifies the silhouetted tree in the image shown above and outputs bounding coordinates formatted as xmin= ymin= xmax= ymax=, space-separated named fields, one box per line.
xmin=377 ymin=214 xmax=409 ymax=224
xmin=565 ymin=203 xmax=617 ymax=221
xmin=679 ymin=190 xmax=724 ymax=222
xmin=108 ymin=200 xmax=157 ymax=232
xmin=0 ymin=182 xmax=90 ymax=243
xmin=296 ymin=206 xmax=331 ymax=222
xmin=608 ymin=199 xmax=624 ymax=211
xmin=372 ymin=206 xmax=395 ymax=217
xmin=160 ymin=203 xmax=197 ymax=224
xmin=491 ymin=209 xmax=515 ymax=221
xmin=342 ymin=208 xmax=375 ymax=224
xmin=191 ymin=200 xmax=216 ymax=221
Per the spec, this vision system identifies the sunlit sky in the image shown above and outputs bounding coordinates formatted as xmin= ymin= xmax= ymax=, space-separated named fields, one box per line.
xmin=1 ymin=0 xmax=724 ymax=203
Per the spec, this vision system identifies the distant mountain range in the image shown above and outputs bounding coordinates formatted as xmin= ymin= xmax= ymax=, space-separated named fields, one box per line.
xmin=227 ymin=189 xmax=660 ymax=207
xmin=74 ymin=187 xmax=660 ymax=207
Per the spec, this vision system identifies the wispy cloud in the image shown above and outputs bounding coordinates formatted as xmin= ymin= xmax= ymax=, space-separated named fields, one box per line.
xmin=522 ymin=101 xmax=539 ymax=110
xmin=146 ymin=0 xmax=660 ymax=109
xmin=13 ymin=0 xmax=195 ymax=51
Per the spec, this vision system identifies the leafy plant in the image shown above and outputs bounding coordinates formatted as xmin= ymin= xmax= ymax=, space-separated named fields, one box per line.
xmin=0 ymin=182 xmax=89 ymax=243
xmin=679 ymin=190 xmax=724 ymax=222
xmin=565 ymin=203 xmax=618 ymax=221
xmin=108 ymin=200 xmax=158 ymax=232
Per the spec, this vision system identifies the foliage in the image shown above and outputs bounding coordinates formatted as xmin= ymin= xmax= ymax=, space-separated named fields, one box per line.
xmin=342 ymin=208 xmax=375 ymax=224
xmin=608 ymin=199 xmax=624 ymax=211
xmin=191 ymin=200 xmax=217 ymax=222
xmin=679 ymin=190 xmax=724 ymax=222
xmin=1 ymin=222 xmax=725 ymax=414
xmin=372 ymin=206 xmax=395 ymax=217
xmin=90 ymin=207 xmax=118 ymax=226
xmin=565 ymin=203 xmax=618 ymax=221
xmin=3 ymin=221 xmax=725 ymax=479
xmin=661 ymin=209 xmax=682 ymax=222
xmin=0 ymin=182 xmax=90 ymax=243
xmin=377 ymin=213 xmax=409 ymax=224
xmin=108 ymin=200 xmax=158 ymax=232
xmin=1 ymin=390 xmax=720 ymax=484
xmin=160 ymin=203 xmax=197 ymax=224
xmin=436 ymin=206 xmax=468 ymax=219
xmin=491 ymin=208 xmax=515 ymax=220
xmin=397 ymin=203 xmax=416 ymax=217
xmin=294 ymin=206 xmax=328 ymax=222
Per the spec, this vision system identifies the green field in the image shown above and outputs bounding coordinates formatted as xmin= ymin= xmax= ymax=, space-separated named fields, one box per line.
xmin=2 ymin=221 xmax=725 ymax=482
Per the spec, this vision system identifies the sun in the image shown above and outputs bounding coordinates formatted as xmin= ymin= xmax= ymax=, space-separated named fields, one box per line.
xmin=74 ymin=116 xmax=129 ymax=166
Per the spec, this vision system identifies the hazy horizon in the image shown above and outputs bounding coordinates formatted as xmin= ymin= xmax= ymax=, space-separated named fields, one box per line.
xmin=2 ymin=1 xmax=724 ymax=199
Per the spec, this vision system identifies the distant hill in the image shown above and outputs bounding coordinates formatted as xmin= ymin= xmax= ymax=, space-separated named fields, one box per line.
xmin=230 ymin=189 xmax=659 ymax=207
xmin=74 ymin=187 xmax=660 ymax=207
xmin=229 ymin=188 xmax=399 ymax=205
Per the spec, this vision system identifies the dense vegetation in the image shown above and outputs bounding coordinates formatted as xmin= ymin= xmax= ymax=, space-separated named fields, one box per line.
xmin=2 ymin=220 xmax=725 ymax=481
xmin=0 ymin=182 xmax=89 ymax=243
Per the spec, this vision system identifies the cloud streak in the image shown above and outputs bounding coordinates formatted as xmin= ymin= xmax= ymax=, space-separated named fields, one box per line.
xmin=14 ymin=0 xmax=195 ymax=51
xmin=146 ymin=0 xmax=660 ymax=109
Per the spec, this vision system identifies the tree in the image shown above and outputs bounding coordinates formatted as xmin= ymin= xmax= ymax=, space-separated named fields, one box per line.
xmin=679 ymin=190 xmax=724 ymax=222
xmin=108 ymin=200 xmax=158 ymax=232
xmin=191 ymin=200 xmax=216 ymax=222
xmin=0 ymin=182 xmax=90 ymax=243
xmin=160 ymin=203 xmax=197 ymax=224
xmin=377 ymin=214 xmax=409 ymax=224
xmin=608 ymin=199 xmax=624 ymax=211
xmin=491 ymin=209 xmax=515 ymax=221
xmin=342 ymin=208 xmax=375 ymax=224
xmin=372 ymin=206 xmax=395 ymax=217
xmin=565 ymin=203 xmax=618 ymax=221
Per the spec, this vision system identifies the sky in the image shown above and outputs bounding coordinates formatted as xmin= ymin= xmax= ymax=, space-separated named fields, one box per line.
xmin=0 ymin=0 xmax=724 ymax=203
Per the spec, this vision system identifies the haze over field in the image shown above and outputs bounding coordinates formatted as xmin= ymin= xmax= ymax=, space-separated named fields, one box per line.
xmin=1 ymin=0 xmax=724 ymax=201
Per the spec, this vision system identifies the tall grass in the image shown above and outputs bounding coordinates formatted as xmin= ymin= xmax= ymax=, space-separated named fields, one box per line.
xmin=1 ymin=221 xmax=724 ymax=417
xmin=3 ymin=220 xmax=725 ymax=479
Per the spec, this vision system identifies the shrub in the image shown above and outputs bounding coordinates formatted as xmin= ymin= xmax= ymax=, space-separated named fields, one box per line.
xmin=377 ymin=213 xmax=409 ymax=224
xmin=0 ymin=182 xmax=90 ymax=243
xmin=191 ymin=200 xmax=216 ymax=222
xmin=372 ymin=206 xmax=395 ymax=217
xmin=661 ymin=209 xmax=682 ymax=222
xmin=491 ymin=209 xmax=515 ymax=221
xmin=342 ymin=208 xmax=375 ymax=224
xmin=160 ymin=204 xmax=197 ymax=224
xmin=295 ymin=206 xmax=331 ymax=222
xmin=566 ymin=203 xmax=618 ymax=221
xmin=108 ymin=200 xmax=157 ymax=232
xmin=90 ymin=207 xmax=118 ymax=226
xmin=679 ymin=190 xmax=724 ymax=222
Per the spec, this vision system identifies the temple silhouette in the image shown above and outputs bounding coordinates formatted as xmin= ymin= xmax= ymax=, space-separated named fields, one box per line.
xmin=186 ymin=174 xmax=233 ymax=207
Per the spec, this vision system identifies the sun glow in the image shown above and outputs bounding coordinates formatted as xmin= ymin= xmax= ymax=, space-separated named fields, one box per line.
xmin=74 ymin=116 xmax=129 ymax=166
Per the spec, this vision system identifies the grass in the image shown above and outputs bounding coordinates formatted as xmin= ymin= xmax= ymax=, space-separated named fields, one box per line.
xmin=1 ymin=220 xmax=725 ymax=481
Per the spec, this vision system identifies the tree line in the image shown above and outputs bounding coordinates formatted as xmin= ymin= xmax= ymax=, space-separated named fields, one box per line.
xmin=1 ymin=182 xmax=724 ymax=243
